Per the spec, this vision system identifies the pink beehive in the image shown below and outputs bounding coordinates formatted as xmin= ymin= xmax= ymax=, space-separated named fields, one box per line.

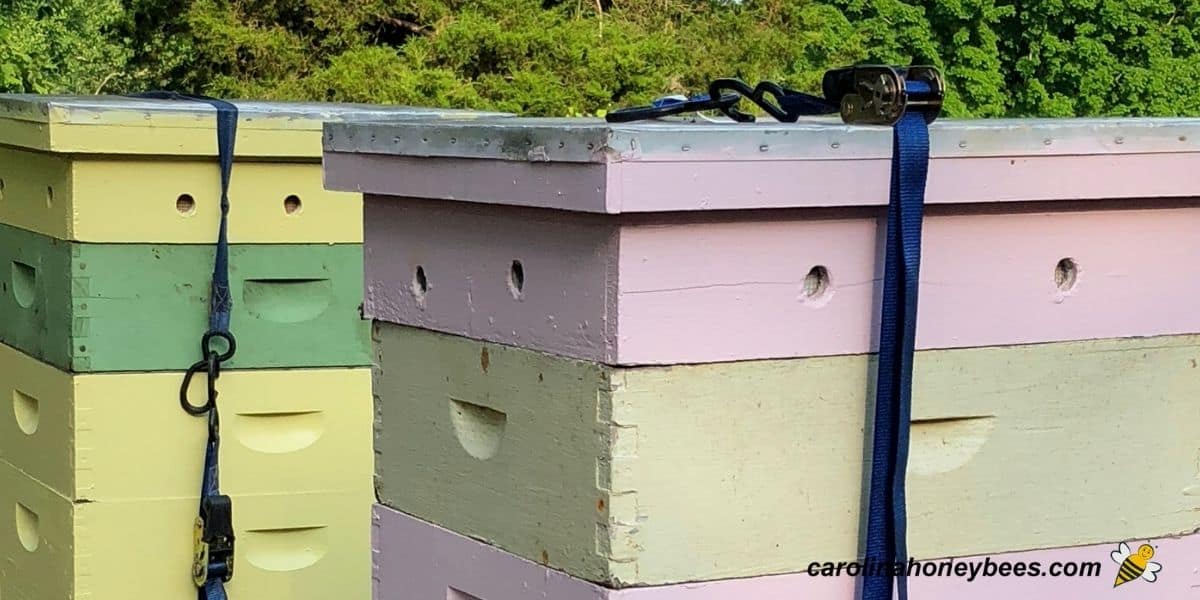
xmin=326 ymin=118 xmax=1200 ymax=365
xmin=324 ymin=116 xmax=1200 ymax=598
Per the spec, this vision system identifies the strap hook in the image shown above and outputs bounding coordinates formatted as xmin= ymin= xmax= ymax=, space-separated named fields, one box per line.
xmin=180 ymin=330 xmax=237 ymax=416
xmin=604 ymin=91 xmax=747 ymax=123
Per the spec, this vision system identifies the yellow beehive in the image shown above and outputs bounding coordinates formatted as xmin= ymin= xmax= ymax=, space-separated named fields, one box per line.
xmin=0 ymin=343 xmax=372 ymax=501
xmin=0 ymin=95 xmax=473 ymax=599
xmin=0 ymin=460 xmax=371 ymax=600
xmin=0 ymin=95 xmax=501 ymax=243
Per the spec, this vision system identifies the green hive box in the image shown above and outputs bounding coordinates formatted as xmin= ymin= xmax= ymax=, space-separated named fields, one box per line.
xmin=0 ymin=222 xmax=369 ymax=372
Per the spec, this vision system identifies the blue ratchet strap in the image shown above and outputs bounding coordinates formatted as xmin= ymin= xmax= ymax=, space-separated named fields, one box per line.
xmin=135 ymin=92 xmax=239 ymax=600
xmin=861 ymin=79 xmax=932 ymax=600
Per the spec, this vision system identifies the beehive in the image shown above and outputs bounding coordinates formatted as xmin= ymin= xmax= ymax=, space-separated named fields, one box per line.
xmin=0 ymin=95 xmax=505 ymax=600
xmin=0 ymin=95 xmax=488 ymax=243
xmin=323 ymin=117 xmax=1200 ymax=594
xmin=326 ymin=118 xmax=1200 ymax=365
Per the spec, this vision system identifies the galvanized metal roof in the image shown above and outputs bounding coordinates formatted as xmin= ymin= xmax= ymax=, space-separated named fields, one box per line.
xmin=0 ymin=95 xmax=505 ymax=127
xmin=324 ymin=115 xmax=1200 ymax=163
xmin=0 ymin=94 xmax=509 ymax=157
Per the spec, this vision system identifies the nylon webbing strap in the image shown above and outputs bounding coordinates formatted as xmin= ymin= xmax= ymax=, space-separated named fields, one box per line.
xmin=134 ymin=92 xmax=239 ymax=600
xmin=200 ymin=410 xmax=229 ymax=600
xmin=133 ymin=92 xmax=237 ymax=332
xmin=861 ymin=80 xmax=931 ymax=600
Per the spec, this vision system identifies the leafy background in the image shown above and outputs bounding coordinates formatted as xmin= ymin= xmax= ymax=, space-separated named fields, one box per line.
xmin=2 ymin=0 xmax=1197 ymax=117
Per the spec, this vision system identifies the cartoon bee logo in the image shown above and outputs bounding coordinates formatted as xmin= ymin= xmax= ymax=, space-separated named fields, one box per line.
xmin=1110 ymin=542 xmax=1161 ymax=588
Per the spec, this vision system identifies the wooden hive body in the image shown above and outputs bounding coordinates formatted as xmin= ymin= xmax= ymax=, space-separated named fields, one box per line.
xmin=327 ymin=117 xmax=1200 ymax=365
xmin=0 ymin=460 xmax=371 ymax=600
xmin=374 ymin=323 xmax=1200 ymax=587
xmin=0 ymin=96 xmax=505 ymax=599
xmin=326 ymin=116 xmax=1200 ymax=592
xmin=0 ymin=95 xmax=504 ymax=243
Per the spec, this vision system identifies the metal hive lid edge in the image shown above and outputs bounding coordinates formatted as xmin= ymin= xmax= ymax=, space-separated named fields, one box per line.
xmin=323 ymin=116 xmax=1200 ymax=163
xmin=324 ymin=118 xmax=624 ymax=163
xmin=0 ymin=94 xmax=507 ymax=128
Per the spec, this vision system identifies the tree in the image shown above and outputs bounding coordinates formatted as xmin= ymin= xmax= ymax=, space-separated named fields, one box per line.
xmin=4 ymin=0 xmax=1200 ymax=117
xmin=0 ymin=0 xmax=131 ymax=94
xmin=1001 ymin=0 xmax=1200 ymax=116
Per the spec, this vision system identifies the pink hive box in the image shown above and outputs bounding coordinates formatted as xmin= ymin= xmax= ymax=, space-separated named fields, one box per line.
xmin=372 ymin=505 xmax=1200 ymax=600
xmin=323 ymin=118 xmax=1200 ymax=365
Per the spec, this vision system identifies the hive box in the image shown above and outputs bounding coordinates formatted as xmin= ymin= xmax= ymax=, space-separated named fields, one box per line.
xmin=0 ymin=95 xmax=504 ymax=244
xmin=0 ymin=342 xmax=372 ymax=501
xmin=373 ymin=323 xmax=1200 ymax=587
xmin=0 ymin=222 xmax=369 ymax=372
xmin=0 ymin=460 xmax=370 ymax=600
xmin=324 ymin=118 xmax=1200 ymax=365
xmin=374 ymin=506 xmax=1200 ymax=600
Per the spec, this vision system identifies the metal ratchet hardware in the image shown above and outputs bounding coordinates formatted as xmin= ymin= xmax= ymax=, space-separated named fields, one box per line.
xmin=822 ymin=65 xmax=944 ymax=125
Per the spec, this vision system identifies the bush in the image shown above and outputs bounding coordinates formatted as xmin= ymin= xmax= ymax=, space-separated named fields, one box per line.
xmin=2 ymin=0 xmax=1198 ymax=117
xmin=0 ymin=0 xmax=131 ymax=94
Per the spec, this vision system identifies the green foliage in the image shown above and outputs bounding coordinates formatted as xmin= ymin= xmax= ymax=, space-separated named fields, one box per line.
xmin=1002 ymin=0 xmax=1200 ymax=116
xmin=0 ymin=0 xmax=131 ymax=94
xmin=2 ymin=0 xmax=1200 ymax=117
xmin=905 ymin=0 xmax=1011 ymax=117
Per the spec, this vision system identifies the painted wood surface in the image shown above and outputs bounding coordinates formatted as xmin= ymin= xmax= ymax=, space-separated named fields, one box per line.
xmin=328 ymin=151 xmax=1200 ymax=215
xmin=0 ymin=146 xmax=362 ymax=243
xmin=363 ymin=199 xmax=618 ymax=361
xmin=364 ymin=197 xmax=1200 ymax=364
xmin=322 ymin=116 xmax=1200 ymax=213
xmin=0 ymin=342 xmax=372 ymax=501
xmin=0 ymin=222 xmax=370 ymax=372
xmin=373 ymin=505 xmax=1200 ymax=600
xmin=373 ymin=323 xmax=1200 ymax=587
xmin=0 ymin=460 xmax=371 ymax=600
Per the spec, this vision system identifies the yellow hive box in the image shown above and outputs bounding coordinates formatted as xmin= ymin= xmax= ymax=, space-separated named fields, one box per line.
xmin=0 ymin=342 xmax=372 ymax=502
xmin=373 ymin=323 xmax=1200 ymax=587
xmin=0 ymin=460 xmax=371 ymax=600
xmin=0 ymin=95 xmax=504 ymax=243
